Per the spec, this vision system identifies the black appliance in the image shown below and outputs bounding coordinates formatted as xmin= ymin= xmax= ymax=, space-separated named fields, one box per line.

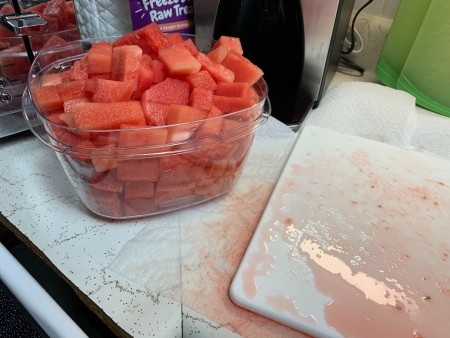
xmin=194 ymin=0 xmax=355 ymax=127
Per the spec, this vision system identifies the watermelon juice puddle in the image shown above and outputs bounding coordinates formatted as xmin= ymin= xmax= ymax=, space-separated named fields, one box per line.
xmin=129 ymin=0 xmax=195 ymax=34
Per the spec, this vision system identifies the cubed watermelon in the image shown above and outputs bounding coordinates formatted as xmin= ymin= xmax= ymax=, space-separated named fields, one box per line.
xmin=141 ymin=78 xmax=190 ymax=105
xmin=32 ymin=85 xmax=63 ymax=112
xmin=195 ymin=106 xmax=224 ymax=138
xmin=150 ymin=59 xmax=167 ymax=83
xmin=91 ymin=144 xmax=118 ymax=172
xmin=221 ymin=50 xmax=264 ymax=85
xmin=134 ymin=54 xmax=155 ymax=99
xmin=92 ymin=79 xmax=135 ymax=103
xmin=167 ymin=104 xmax=208 ymax=125
xmin=166 ymin=104 xmax=208 ymax=142
xmin=89 ymin=170 xmax=123 ymax=192
xmin=207 ymin=44 xmax=230 ymax=64
xmin=87 ymin=41 xmax=113 ymax=74
xmin=117 ymin=158 xmax=160 ymax=182
xmin=124 ymin=181 xmax=155 ymax=200
xmin=124 ymin=198 xmax=157 ymax=216
xmin=56 ymin=80 xmax=87 ymax=102
xmin=215 ymin=82 xmax=259 ymax=103
xmin=61 ymin=58 xmax=88 ymax=81
xmin=158 ymin=44 xmax=201 ymax=76
xmin=118 ymin=124 xmax=169 ymax=148
xmin=141 ymin=101 xmax=170 ymax=126
xmin=212 ymin=36 xmax=244 ymax=55
xmin=111 ymin=45 xmax=143 ymax=90
xmin=166 ymin=32 xmax=184 ymax=46
xmin=182 ymin=38 xmax=199 ymax=56
xmin=212 ymin=95 xmax=255 ymax=113
xmin=188 ymin=88 xmax=214 ymax=111
xmin=66 ymin=101 xmax=146 ymax=130
xmin=88 ymin=188 xmax=122 ymax=217
xmin=196 ymin=52 xmax=234 ymax=83
xmin=185 ymin=70 xmax=217 ymax=91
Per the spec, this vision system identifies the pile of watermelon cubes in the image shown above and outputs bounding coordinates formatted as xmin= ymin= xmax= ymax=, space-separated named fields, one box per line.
xmin=30 ymin=22 xmax=266 ymax=218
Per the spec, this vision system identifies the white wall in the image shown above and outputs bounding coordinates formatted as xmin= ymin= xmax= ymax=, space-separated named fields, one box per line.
xmin=353 ymin=0 xmax=401 ymax=19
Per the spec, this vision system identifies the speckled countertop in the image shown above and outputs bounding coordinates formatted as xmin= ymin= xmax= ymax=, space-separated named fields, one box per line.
xmin=0 ymin=111 xmax=298 ymax=337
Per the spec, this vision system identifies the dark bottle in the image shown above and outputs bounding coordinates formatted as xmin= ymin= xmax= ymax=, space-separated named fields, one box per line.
xmin=214 ymin=0 xmax=305 ymax=125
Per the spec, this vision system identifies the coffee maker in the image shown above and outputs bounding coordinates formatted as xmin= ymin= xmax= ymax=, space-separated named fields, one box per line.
xmin=194 ymin=0 xmax=355 ymax=127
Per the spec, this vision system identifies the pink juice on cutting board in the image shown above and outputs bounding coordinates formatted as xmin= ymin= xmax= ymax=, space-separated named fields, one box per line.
xmin=231 ymin=126 xmax=450 ymax=338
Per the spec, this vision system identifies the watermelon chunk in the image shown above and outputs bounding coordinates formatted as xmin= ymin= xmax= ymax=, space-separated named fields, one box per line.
xmin=141 ymin=78 xmax=189 ymax=105
xmin=87 ymin=41 xmax=113 ymax=74
xmin=196 ymin=52 xmax=234 ymax=83
xmin=182 ymin=38 xmax=199 ymax=56
xmin=92 ymin=79 xmax=135 ymax=103
xmin=88 ymin=188 xmax=122 ymax=217
xmin=118 ymin=124 xmax=169 ymax=148
xmin=167 ymin=104 xmax=208 ymax=125
xmin=185 ymin=70 xmax=217 ymax=91
xmin=166 ymin=32 xmax=184 ymax=46
xmin=61 ymin=58 xmax=88 ymax=81
xmin=91 ymin=144 xmax=118 ymax=172
xmin=114 ymin=22 xmax=169 ymax=56
xmin=158 ymin=44 xmax=201 ymax=76
xmin=89 ymin=170 xmax=123 ymax=192
xmin=117 ymin=158 xmax=160 ymax=182
xmin=212 ymin=36 xmax=244 ymax=55
xmin=32 ymin=85 xmax=63 ymax=112
xmin=66 ymin=101 xmax=146 ymax=130
xmin=134 ymin=54 xmax=155 ymax=99
xmin=42 ymin=0 xmax=69 ymax=30
xmin=41 ymin=73 xmax=64 ymax=87
xmin=124 ymin=198 xmax=157 ymax=216
xmin=55 ymin=80 xmax=86 ymax=102
xmin=111 ymin=45 xmax=143 ymax=90
xmin=156 ymin=183 xmax=196 ymax=207
xmin=141 ymin=101 xmax=170 ymax=126
xmin=215 ymin=82 xmax=260 ymax=103
xmin=206 ymin=44 xmax=230 ymax=64
xmin=196 ymin=106 xmax=224 ymax=138
xmin=124 ymin=181 xmax=155 ymax=200
xmin=137 ymin=22 xmax=169 ymax=55
xmin=188 ymin=88 xmax=214 ymax=111
xmin=166 ymin=104 xmax=208 ymax=142
xmin=212 ymin=95 xmax=255 ymax=113
xmin=150 ymin=59 xmax=167 ymax=83
xmin=221 ymin=50 xmax=264 ymax=85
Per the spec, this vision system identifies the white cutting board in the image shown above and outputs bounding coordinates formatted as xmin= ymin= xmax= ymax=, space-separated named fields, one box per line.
xmin=230 ymin=126 xmax=450 ymax=338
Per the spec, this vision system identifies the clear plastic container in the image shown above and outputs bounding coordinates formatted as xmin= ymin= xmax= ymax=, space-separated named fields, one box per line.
xmin=22 ymin=37 xmax=270 ymax=219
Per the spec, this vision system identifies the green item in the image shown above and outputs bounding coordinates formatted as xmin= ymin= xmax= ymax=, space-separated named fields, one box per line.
xmin=397 ymin=0 xmax=450 ymax=117
xmin=376 ymin=0 xmax=431 ymax=87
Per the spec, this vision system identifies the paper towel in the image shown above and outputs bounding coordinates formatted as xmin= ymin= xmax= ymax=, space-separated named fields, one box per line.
xmin=72 ymin=0 xmax=132 ymax=38
xmin=410 ymin=106 xmax=450 ymax=159
xmin=303 ymin=81 xmax=417 ymax=147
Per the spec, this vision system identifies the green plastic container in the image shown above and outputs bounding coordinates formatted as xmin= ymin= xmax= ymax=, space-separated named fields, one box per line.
xmin=376 ymin=0 xmax=431 ymax=88
xmin=396 ymin=0 xmax=450 ymax=116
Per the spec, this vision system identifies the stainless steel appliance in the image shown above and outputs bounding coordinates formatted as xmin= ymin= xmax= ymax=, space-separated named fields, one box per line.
xmin=0 ymin=0 xmax=48 ymax=137
xmin=194 ymin=0 xmax=355 ymax=127
xmin=0 ymin=0 xmax=80 ymax=138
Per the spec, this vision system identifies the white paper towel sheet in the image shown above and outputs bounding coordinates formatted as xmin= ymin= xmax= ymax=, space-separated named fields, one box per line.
xmin=303 ymin=81 xmax=417 ymax=147
xmin=108 ymin=117 xmax=308 ymax=338
xmin=73 ymin=0 xmax=132 ymax=38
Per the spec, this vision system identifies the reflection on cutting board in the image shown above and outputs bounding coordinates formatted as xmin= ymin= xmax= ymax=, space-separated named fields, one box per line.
xmin=230 ymin=126 xmax=450 ymax=338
